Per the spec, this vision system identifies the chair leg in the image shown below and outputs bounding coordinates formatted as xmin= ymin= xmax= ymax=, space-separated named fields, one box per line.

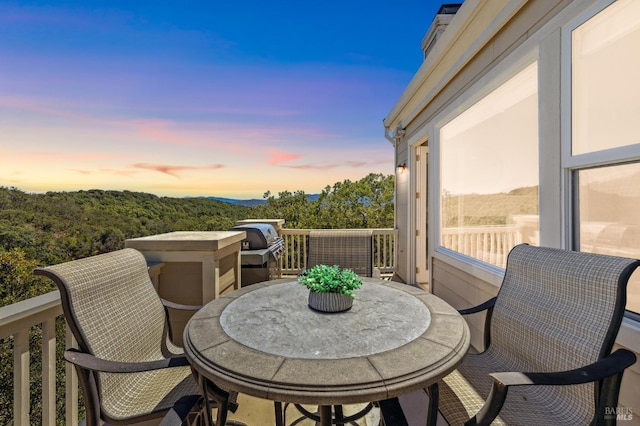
xmin=427 ymin=383 xmax=439 ymax=426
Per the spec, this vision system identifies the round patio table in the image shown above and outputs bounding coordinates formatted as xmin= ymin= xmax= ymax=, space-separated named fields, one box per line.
xmin=183 ymin=278 xmax=470 ymax=426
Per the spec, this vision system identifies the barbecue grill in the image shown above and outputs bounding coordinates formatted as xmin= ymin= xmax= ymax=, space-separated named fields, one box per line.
xmin=228 ymin=223 xmax=284 ymax=286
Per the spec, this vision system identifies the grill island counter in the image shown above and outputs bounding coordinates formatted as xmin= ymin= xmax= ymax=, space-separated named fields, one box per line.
xmin=125 ymin=230 xmax=246 ymax=345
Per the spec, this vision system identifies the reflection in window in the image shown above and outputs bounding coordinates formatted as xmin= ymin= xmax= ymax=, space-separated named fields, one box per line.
xmin=439 ymin=63 xmax=539 ymax=268
xmin=577 ymin=164 xmax=640 ymax=314
xmin=572 ymin=0 xmax=640 ymax=155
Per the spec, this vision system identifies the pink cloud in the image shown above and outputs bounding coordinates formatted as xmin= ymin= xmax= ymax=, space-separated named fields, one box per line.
xmin=284 ymin=164 xmax=337 ymax=170
xmin=72 ymin=168 xmax=139 ymax=177
xmin=267 ymin=149 xmax=302 ymax=165
xmin=0 ymin=95 xmax=339 ymax=156
xmin=128 ymin=119 xmax=337 ymax=154
xmin=276 ymin=160 xmax=370 ymax=170
xmin=132 ymin=163 xmax=224 ymax=178
xmin=28 ymin=151 xmax=128 ymax=162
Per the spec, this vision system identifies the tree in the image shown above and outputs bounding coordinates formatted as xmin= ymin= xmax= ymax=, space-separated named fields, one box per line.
xmin=252 ymin=174 xmax=394 ymax=229
xmin=254 ymin=190 xmax=317 ymax=228
xmin=314 ymin=173 xmax=394 ymax=229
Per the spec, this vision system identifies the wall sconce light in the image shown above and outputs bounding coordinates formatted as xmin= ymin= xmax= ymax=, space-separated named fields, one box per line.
xmin=397 ymin=162 xmax=407 ymax=174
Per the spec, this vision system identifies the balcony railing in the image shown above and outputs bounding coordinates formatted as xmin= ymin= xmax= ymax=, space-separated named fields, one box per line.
xmin=0 ymin=291 xmax=76 ymax=426
xmin=441 ymin=225 xmax=522 ymax=268
xmin=279 ymin=228 xmax=398 ymax=276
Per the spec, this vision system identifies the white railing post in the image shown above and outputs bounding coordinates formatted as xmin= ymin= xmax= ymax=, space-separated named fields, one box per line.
xmin=65 ymin=328 xmax=78 ymax=426
xmin=13 ymin=329 xmax=30 ymax=426
xmin=42 ymin=318 xmax=56 ymax=425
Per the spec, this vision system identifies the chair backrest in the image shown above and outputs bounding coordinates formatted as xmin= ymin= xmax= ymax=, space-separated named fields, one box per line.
xmin=307 ymin=230 xmax=374 ymax=277
xmin=489 ymin=244 xmax=639 ymax=420
xmin=35 ymin=248 xmax=168 ymax=362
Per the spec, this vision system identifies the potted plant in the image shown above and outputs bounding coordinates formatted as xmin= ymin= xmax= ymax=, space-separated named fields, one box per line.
xmin=298 ymin=264 xmax=363 ymax=312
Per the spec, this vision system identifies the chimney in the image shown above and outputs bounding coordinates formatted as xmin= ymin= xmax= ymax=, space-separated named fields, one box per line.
xmin=421 ymin=3 xmax=462 ymax=60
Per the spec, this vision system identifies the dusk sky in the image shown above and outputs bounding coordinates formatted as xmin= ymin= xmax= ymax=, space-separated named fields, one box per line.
xmin=1 ymin=0 xmax=446 ymax=198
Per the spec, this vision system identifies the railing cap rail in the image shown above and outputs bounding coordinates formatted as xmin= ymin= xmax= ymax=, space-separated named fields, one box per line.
xmin=280 ymin=228 xmax=397 ymax=234
xmin=0 ymin=290 xmax=61 ymax=339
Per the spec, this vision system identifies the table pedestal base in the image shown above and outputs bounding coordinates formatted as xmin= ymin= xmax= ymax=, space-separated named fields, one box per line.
xmin=275 ymin=401 xmax=374 ymax=426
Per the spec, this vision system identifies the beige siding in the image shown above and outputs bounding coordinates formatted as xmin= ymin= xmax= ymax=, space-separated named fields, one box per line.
xmin=432 ymin=258 xmax=498 ymax=351
xmin=614 ymin=342 xmax=640 ymax=424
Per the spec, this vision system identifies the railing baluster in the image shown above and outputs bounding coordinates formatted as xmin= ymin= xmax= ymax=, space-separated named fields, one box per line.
xmin=65 ymin=328 xmax=78 ymax=426
xmin=14 ymin=329 xmax=30 ymax=426
xmin=42 ymin=318 xmax=56 ymax=425
xmin=298 ymin=234 xmax=302 ymax=270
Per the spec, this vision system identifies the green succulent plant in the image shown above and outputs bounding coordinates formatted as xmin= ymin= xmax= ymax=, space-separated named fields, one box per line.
xmin=298 ymin=264 xmax=363 ymax=298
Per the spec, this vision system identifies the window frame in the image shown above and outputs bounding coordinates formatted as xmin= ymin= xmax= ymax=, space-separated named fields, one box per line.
xmin=431 ymin=52 xmax=539 ymax=280
xmin=562 ymin=0 xmax=640 ymax=318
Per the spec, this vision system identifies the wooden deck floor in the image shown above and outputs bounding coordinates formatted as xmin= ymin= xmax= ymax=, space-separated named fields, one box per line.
xmin=219 ymin=390 xmax=449 ymax=425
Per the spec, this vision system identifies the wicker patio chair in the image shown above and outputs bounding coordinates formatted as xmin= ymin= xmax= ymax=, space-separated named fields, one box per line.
xmin=307 ymin=229 xmax=380 ymax=278
xmin=426 ymin=244 xmax=639 ymax=426
xmin=35 ymin=248 xmax=238 ymax=426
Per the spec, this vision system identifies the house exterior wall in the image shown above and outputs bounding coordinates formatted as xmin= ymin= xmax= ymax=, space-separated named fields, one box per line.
xmin=394 ymin=141 xmax=411 ymax=283
xmin=385 ymin=0 xmax=640 ymax=420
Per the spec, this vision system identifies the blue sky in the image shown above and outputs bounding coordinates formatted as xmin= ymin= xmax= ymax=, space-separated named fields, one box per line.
xmin=0 ymin=0 xmax=447 ymax=198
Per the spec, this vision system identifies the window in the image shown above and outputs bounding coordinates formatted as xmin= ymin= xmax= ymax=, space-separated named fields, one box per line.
xmin=439 ymin=63 xmax=539 ymax=268
xmin=576 ymin=164 xmax=640 ymax=314
xmin=571 ymin=0 xmax=640 ymax=155
xmin=570 ymin=0 xmax=640 ymax=315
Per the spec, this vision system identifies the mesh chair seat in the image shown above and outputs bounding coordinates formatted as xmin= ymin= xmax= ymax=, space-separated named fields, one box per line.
xmin=35 ymin=248 xmax=236 ymax=425
xmin=439 ymin=349 xmax=594 ymax=425
xmin=433 ymin=244 xmax=639 ymax=426
xmin=101 ymin=366 xmax=199 ymax=421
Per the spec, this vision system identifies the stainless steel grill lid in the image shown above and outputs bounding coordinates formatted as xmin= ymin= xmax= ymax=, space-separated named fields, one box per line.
xmin=229 ymin=223 xmax=279 ymax=250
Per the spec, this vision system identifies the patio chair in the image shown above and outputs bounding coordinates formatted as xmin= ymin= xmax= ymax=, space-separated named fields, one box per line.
xmin=306 ymin=229 xmax=380 ymax=278
xmin=35 ymin=248 xmax=238 ymax=426
xmin=426 ymin=244 xmax=639 ymax=426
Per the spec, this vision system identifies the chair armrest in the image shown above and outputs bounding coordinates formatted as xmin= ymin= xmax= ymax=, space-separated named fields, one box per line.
xmin=466 ymin=349 xmax=636 ymax=426
xmin=459 ymin=297 xmax=496 ymax=315
xmin=64 ymin=348 xmax=190 ymax=373
xmin=161 ymin=298 xmax=202 ymax=311
xmin=490 ymin=349 xmax=637 ymax=387
xmin=459 ymin=297 xmax=497 ymax=351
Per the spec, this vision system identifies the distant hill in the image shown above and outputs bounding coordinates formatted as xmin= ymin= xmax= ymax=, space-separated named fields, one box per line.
xmin=206 ymin=197 xmax=266 ymax=207
xmin=441 ymin=186 xmax=539 ymax=227
xmin=207 ymin=194 xmax=319 ymax=207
